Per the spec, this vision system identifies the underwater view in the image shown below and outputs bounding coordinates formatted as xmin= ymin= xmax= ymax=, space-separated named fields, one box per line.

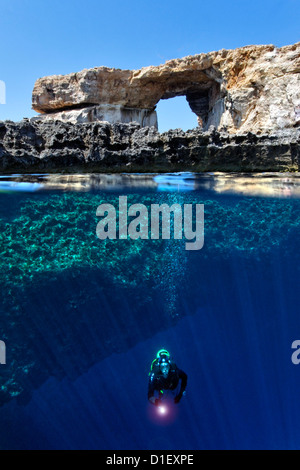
xmin=0 ymin=172 xmax=299 ymax=450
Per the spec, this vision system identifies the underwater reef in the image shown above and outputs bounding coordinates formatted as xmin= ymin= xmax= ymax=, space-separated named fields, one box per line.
xmin=0 ymin=191 xmax=299 ymax=405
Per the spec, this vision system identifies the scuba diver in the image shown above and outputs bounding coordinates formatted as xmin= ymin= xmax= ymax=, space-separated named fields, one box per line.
xmin=148 ymin=349 xmax=187 ymax=406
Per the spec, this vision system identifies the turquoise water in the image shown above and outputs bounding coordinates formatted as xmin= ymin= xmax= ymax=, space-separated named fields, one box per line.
xmin=0 ymin=173 xmax=299 ymax=449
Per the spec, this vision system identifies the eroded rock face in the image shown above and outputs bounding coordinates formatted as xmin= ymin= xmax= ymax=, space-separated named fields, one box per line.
xmin=32 ymin=42 xmax=300 ymax=133
xmin=31 ymin=104 xmax=158 ymax=127
xmin=0 ymin=119 xmax=299 ymax=173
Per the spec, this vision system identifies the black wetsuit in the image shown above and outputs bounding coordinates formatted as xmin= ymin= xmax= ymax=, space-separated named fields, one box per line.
xmin=148 ymin=360 xmax=187 ymax=404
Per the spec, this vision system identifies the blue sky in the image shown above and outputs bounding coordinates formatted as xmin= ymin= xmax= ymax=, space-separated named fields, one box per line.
xmin=0 ymin=0 xmax=299 ymax=132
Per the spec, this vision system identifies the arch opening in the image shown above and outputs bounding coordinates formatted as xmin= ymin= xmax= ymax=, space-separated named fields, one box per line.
xmin=156 ymin=95 xmax=198 ymax=133
xmin=157 ymin=78 xmax=224 ymax=132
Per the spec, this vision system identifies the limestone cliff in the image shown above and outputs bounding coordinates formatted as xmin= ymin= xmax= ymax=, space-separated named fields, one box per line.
xmin=32 ymin=42 xmax=300 ymax=134
xmin=0 ymin=120 xmax=299 ymax=173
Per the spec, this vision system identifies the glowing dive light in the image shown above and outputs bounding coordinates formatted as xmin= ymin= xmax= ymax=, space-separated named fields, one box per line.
xmin=158 ymin=405 xmax=167 ymax=415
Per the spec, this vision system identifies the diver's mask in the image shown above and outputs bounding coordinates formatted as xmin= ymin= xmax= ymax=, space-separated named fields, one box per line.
xmin=160 ymin=361 xmax=170 ymax=378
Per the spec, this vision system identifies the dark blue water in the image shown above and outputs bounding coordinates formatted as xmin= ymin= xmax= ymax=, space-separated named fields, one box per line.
xmin=0 ymin=173 xmax=299 ymax=450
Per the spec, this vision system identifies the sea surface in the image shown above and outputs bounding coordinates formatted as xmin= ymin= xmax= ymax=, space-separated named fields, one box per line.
xmin=0 ymin=172 xmax=299 ymax=450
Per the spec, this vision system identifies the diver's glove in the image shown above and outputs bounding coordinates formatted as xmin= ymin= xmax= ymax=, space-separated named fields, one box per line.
xmin=149 ymin=397 xmax=161 ymax=406
xmin=174 ymin=394 xmax=182 ymax=404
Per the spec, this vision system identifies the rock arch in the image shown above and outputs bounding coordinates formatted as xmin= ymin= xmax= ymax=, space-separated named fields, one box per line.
xmin=32 ymin=42 xmax=300 ymax=134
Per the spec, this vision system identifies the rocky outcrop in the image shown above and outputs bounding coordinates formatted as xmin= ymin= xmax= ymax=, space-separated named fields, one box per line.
xmin=0 ymin=119 xmax=299 ymax=172
xmin=32 ymin=42 xmax=300 ymax=134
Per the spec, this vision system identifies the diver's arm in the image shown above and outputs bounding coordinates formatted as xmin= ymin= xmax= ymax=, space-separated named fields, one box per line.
xmin=174 ymin=369 xmax=187 ymax=403
xmin=148 ymin=386 xmax=155 ymax=404
xmin=148 ymin=373 xmax=158 ymax=405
